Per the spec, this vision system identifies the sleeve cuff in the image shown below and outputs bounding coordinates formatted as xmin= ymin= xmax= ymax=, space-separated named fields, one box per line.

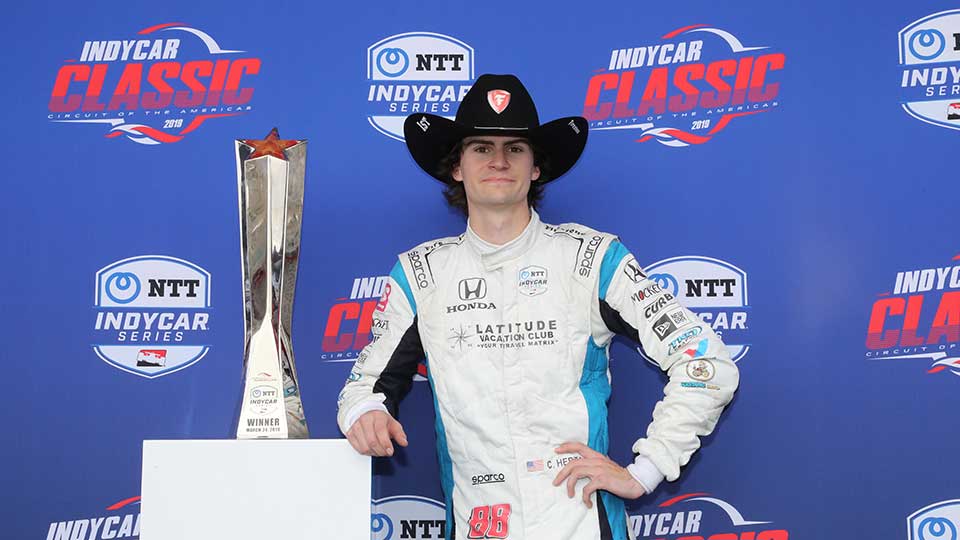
xmin=341 ymin=399 xmax=388 ymax=435
xmin=627 ymin=456 xmax=666 ymax=494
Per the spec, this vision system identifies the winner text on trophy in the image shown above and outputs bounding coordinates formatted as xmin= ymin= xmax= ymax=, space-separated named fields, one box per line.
xmin=235 ymin=128 xmax=309 ymax=439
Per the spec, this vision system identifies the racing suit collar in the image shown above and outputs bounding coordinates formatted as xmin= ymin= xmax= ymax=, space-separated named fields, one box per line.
xmin=466 ymin=209 xmax=542 ymax=270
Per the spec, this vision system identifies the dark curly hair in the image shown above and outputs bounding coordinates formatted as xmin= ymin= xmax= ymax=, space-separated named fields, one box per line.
xmin=435 ymin=139 xmax=551 ymax=218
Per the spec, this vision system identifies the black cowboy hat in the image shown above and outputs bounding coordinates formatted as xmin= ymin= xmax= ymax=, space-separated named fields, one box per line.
xmin=403 ymin=74 xmax=588 ymax=184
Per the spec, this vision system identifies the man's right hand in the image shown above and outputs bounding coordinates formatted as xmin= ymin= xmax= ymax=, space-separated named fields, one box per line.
xmin=345 ymin=410 xmax=408 ymax=456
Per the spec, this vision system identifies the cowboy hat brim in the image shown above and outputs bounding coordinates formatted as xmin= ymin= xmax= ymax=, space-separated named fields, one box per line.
xmin=403 ymin=113 xmax=588 ymax=185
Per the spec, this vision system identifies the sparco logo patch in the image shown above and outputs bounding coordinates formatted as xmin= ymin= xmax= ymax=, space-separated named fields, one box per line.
xmin=49 ymin=23 xmax=259 ymax=144
xmin=366 ymin=32 xmax=476 ymax=141
xmin=408 ymin=251 xmax=430 ymax=289
xmin=93 ymin=256 xmax=211 ymax=378
xmin=643 ymin=256 xmax=751 ymax=363
xmin=583 ymin=25 xmax=784 ymax=146
xmin=472 ymin=472 xmax=505 ymax=485
xmin=898 ymin=10 xmax=960 ymax=131
xmin=371 ymin=495 xmax=446 ymax=540
xmin=865 ymin=253 xmax=960 ymax=378
xmin=907 ymin=499 xmax=960 ymax=540
xmin=578 ymin=235 xmax=603 ymax=277
xmin=629 ymin=492 xmax=790 ymax=539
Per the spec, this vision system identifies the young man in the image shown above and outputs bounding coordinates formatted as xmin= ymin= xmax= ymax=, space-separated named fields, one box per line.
xmin=337 ymin=74 xmax=739 ymax=540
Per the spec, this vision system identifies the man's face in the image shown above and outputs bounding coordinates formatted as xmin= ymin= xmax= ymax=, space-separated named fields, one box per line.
xmin=452 ymin=136 xmax=541 ymax=212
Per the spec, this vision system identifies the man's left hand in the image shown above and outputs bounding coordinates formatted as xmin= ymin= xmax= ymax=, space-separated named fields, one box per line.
xmin=552 ymin=442 xmax=646 ymax=508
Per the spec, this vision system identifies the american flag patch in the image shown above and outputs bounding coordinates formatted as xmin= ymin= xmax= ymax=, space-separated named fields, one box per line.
xmin=526 ymin=460 xmax=544 ymax=472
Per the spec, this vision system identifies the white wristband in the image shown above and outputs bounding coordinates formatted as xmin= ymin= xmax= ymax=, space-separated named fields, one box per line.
xmin=342 ymin=400 xmax=389 ymax=434
xmin=627 ymin=455 xmax=665 ymax=494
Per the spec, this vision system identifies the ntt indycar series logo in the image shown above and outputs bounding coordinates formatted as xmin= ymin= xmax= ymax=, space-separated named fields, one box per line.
xmin=48 ymin=23 xmax=260 ymax=144
xmin=898 ymin=10 xmax=960 ymax=131
xmin=93 ymin=256 xmax=211 ymax=378
xmin=630 ymin=492 xmax=789 ymax=539
xmin=367 ymin=32 xmax=476 ymax=141
xmin=865 ymin=253 xmax=960 ymax=378
xmin=46 ymin=495 xmax=140 ymax=540
xmin=642 ymin=256 xmax=751 ymax=363
xmin=583 ymin=25 xmax=784 ymax=146
xmin=371 ymin=496 xmax=447 ymax=540
xmin=908 ymin=499 xmax=960 ymax=540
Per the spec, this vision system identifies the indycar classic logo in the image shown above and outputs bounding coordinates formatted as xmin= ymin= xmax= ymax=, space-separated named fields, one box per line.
xmin=582 ymin=25 xmax=784 ymax=146
xmin=908 ymin=500 xmax=960 ymax=540
xmin=48 ymin=23 xmax=260 ymax=144
xmin=865 ymin=253 xmax=960 ymax=377
xmin=46 ymin=495 xmax=140 ymax=540
xmin=324 ymin=274 xmax=430 ymax=380
xmin=642 ymin=256 xmax=751 ymax=363
xmin=366 ymin=32 xmax=476 ymax=141
xmin=630 ymin=492 xmax=789 ymax=539
xmin=321 ymin=275 xmax=389 ymax=362
xmin=371 ymin=496 xmax=447 ymax=540
xmin=898 ymin=10 xmax=960 ymax=131
xmin=93 ymin=256 xmax=211 ymax=378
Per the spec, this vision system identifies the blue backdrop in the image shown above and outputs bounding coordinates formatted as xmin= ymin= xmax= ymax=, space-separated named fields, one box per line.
xmin=4 ymin=1 xmax=960 ymax=539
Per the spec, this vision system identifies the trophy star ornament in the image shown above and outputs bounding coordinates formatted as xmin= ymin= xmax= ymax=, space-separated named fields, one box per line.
xmin=241 ymin=127 xmax=299 ymax=160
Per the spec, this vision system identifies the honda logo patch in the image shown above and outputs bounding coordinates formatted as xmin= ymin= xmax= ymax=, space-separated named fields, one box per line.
xmin=459 ymin=278 xmax=487 ymax=300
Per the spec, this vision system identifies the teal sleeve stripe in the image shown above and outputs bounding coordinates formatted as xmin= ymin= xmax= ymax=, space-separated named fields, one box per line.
xmin=580 ymin=337 xmax=627 ymax=540
xmin=598 ymin=240 xmax=629 ymax=301
xmin=600 ymin=491 xmax=628 ymax=540
xmin=390 ymin=260 xmax=417 ymax=315
xmin=579 ymin=337 xmax=612 ymax=456
xmin=426 ymin=359 xmax=455 ymax=540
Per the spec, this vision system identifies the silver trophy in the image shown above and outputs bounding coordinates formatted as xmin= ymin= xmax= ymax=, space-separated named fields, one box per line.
xmin=235 ymin=128 xmax=309 ymax=439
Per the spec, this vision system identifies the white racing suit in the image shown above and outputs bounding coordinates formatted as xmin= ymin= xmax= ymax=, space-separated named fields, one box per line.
xmin=337 ymin=210 xmax=739 ymax=540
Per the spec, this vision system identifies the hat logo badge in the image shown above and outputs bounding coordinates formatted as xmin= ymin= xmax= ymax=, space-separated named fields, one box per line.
xmin=487 ymin=90 xmax=511 ymax=114
xmin=417 ymin=116 xmax=430 ymax=132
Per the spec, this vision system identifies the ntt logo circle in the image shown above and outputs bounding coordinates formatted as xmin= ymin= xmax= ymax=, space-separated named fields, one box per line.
xmin=648 ymin=273 xmax=680 ymax=296
xmin=376 ymin=48 xmax=410 ymax=78
xmin=909 ymin=29 xmax=945 ymax=60
xmin=104 ymin=272 xmax=141 ymax=304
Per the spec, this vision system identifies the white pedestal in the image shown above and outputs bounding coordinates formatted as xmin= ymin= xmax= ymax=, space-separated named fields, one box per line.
xmin=141 ymin=439 xmax=370 ymax=540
